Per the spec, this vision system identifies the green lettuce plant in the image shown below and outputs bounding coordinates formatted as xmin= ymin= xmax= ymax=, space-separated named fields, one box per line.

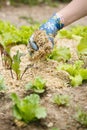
xmin=57 ymin=60 xmax=87 ymax=87
xmin=12 ymin=51 xmax=22 ymax=80
xmin=11 ymin=93 xmax=47 ymax=123
xmin=53 ymin=94 xmax=70 ymax=106
xmin=75 ymin=108 xmax=87 ymax=127
xmin=57 ymin=26 xmax=87 ymax=40
xmin=77 ymin=37 xmax=87 ymax=55
xmin=47 ymin=46 xmax=71 ymax=62
xmin=25 ymin=77 xmax=46 ymax=93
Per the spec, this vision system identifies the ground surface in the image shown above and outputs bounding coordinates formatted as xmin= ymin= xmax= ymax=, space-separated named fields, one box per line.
xmin=0 ymin=3 xmax=87 ymax=27
xmin=0 ymin=3 xmax=87 ymax=130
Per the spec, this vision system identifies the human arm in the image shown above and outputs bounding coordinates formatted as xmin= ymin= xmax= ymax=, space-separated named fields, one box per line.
xmin=29 ymin=0 xmax=87 ymax=50
xmin=58 ymin=0 xmax=87 ymax=26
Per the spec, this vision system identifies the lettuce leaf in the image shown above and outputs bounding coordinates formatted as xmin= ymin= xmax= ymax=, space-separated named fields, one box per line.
xmin=0 ymin=20 xmax=39 ymax=48
xmin=77 ymin=37 xmax=87 ymax=55
xmin=12 ymin=51 xmax=22 ymax=80
xmin=57 ymin=60 xmax=87 ymax=87
xmin=57 ymin=26 xmax=87 ymax=40
xmin=47 ymin=46 xmax=71 ymax=62
xmin=11 ymin=93 xmax=47 ymax=123
xmin=25 ymin=77 xmax=46 ymax=93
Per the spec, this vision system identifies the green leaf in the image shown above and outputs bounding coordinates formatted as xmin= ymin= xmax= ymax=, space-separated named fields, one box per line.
xmin=57 ymin=60 xmax=83 ymax=76
xmin=53 ymin=95 xmax=70 ymax=106
xmin=57 ymin=63 xmax=74 ymax=76
xmin=70 ymin=75 xmax=83 ymax=87
xmin=75 ymin=109 xmax=87 ymax=126
xmin=11 ymin=93 xmax=47 ymax=123
xmin=26 ymin=94 xmax=40 ymax=104
xmin=58 ymin=29 xmax=73 ymax=39
xmin=47 ymin=46 xmax=71 ymax=62
xmin=13 ymin=105 xmax=22 ymax=120
xmin=57 ymin=26 xmax=87 ymax=40
xmin=0 ymin=20 xmax=39 ymax=53
xmin=57 ymin=60 xmax=87 ymax=87
xmin=25 ymin=82 xmax=33 ymax=90
xmin=12 ymin=50 xmax=22 ymax=80
xmin=77 ymin=37 xmax=87 ymax=55
xmin=25 ymin=77 xmax=46 ymax=94
xmin=35 ymin=107 xmax=47 ymax=119
xmin=79 ymin=69 xmax=87 ymax=80
xmin=20 ymin=25 xmax=39 ymax=45
xmin=33 ymin=77 xmax=46 ymax=91
xmin=11 ymin=93 xmax=20 ymax=104
xmin=71 ymin=26 xmax=87 ymax=38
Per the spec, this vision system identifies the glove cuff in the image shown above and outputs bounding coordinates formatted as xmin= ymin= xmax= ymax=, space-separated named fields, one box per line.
xmin=40 ymin=13 xmax=64 ymax=36
xmin=51 ymin=13 xmax=64 ymax=30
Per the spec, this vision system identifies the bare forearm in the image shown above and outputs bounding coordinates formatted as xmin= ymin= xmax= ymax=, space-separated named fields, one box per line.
xmin=57 ymin=0 xmax=87 ymax=26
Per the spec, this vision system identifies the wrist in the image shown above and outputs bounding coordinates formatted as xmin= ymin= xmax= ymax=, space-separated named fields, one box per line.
xmin=56 ymin=13 xmax=65 ymax=27
xmin=51 ymin=13 xmax=64 ymax=31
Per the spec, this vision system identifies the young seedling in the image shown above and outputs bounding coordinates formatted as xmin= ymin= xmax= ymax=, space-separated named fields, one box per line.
xmin=11 ymin=93 xmax=47 ymax=123
xmin=53 ymin=94 xmax=70 ymax=107
xmin=75 ymin=108 xmax=87 ymax=127
xmin=0 ymin=44 xmax=12 ymax=69
xmin=25 ymin=77 xmax=46 ymax=94
xmin=20 ymin=64 xmax=34 ymax=79
xmin=12 ymin=50 xmax=22 ymax=80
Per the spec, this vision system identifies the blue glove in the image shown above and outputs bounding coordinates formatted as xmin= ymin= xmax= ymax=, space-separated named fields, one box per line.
xmin=29 ymin=13 xmax=64 ymax=51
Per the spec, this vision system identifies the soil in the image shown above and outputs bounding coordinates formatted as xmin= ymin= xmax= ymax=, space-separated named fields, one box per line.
xmin=0 ymin=3 xmax=87 ymax=130
xmin=28 ymin=30 xmax=53 ymax=60
xmin=0 ymin=3 xmax=87 ymax=27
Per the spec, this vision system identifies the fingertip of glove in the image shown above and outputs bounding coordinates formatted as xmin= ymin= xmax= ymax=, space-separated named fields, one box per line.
xmin=29 ymin=41 xmax=39 ymax=51
xmin=49 ymin=37 xmax=54 ymax=48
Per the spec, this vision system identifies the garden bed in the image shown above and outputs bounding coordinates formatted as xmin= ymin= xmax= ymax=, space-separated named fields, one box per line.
xmin=0 ymin=33 xmax=87 ymax=130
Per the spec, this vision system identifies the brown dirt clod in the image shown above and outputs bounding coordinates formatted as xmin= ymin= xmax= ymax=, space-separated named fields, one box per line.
xmin=28 ymin=30 xmax=53 ymax=61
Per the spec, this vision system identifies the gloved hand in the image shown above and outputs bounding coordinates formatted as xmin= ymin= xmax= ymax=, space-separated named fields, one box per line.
xmin=29 ymin=13 xmax=64 ymax=51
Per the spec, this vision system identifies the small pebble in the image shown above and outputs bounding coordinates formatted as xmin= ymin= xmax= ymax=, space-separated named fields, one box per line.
xmin=47 ymin=122 xmax=54 ymax=127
